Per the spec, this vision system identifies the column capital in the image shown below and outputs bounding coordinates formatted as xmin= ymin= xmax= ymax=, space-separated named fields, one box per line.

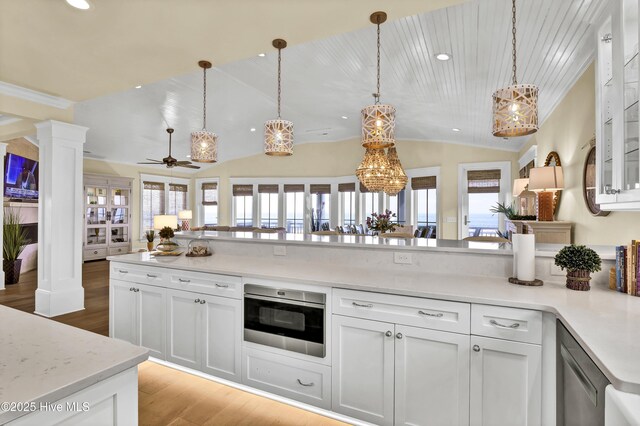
xmin=35 ymin=120 xmax=87 ymax=143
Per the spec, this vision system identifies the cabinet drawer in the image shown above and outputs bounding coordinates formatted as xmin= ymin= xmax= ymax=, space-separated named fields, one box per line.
xmin=84 ymin=248 xmax=107 ymax=259
xmin=168 ymin=269 xmax=241 ymax=299
xmin=108 ymin=246 xmax=129 ymax=256
xmin=471 ymin=304 xmax=542 ymax=345
xmin=110 ymin=263 xmax=167 ymax=286
xmin=333 ymin=288 xmax=470 ymax=334
xmin=242 ymin=347 xmax=331 ymax=409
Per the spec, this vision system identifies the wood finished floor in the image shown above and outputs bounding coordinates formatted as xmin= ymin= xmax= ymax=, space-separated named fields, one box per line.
xmin=0 ymin=261 xmax=345 ymax=426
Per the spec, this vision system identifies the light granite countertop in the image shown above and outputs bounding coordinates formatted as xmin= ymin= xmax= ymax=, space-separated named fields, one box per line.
xmin=111 ymin=251 xmax=640 ymax=394
xmin=0 ymin=306 xmax=149 ymax=424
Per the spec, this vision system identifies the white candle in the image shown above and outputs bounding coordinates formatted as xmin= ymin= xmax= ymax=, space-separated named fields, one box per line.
xmin=513 ymin=234 xmax=536 ymax=281
xmin=512 ymin=235 xmax=520 ymax=277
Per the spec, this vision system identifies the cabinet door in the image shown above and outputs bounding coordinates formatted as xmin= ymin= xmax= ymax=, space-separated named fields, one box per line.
xmin=395 ymin=325 xmax=470 ymax=426
xmin=470 ymin=336 xmax=541 ymax=426
xmin=332 ymin=315 xmax=394 ymax=426
xmin=136 ymin=283 xmax=166 ymax=360
xmin=110 ymin=280 xmax=136 ymax=345
xmin=166 ymin=289 xmax=201 ymax=370
xmin=201 ymin=294 xmax=242 ymax=382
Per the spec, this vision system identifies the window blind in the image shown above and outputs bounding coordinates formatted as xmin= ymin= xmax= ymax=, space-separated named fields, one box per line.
xmin=310 ymin=184 xmax=331 ymax=194
xmin=142 ymin=181 xmax=165 ymax=230
xmin=202 ymin=182 xmax=218 ymax=206
xmin=283 ymin=184 xmax=304 ymax=193
xmin=467 ymin=169 xmax=501 ymax=193
xmin=359 ymin=183 xmax=374 ymax=193
xmin=168 ymin=183 xmax=188 ymax=215
xmin=258 ymin=184 xmax=279 ymax=194
xmin=519 ymin=160 xmax=535 ymax=178
xmin=338 ymin=183 xmax=356 ymax=192
xmin=232 ymin=184 xmax=254 ymax=196
xmin=411 ymin=176 xmax=437 ymax=190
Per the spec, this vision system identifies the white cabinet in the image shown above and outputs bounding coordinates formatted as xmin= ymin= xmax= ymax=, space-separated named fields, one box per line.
xmin=469 ymin=336 xmax=541 ymax=426
xmin=596 ymin=0 xmax=640 ymax=209
xmin=166 ymin=288 xmax=242 ymax=382
xmin=332 ymin=315 xmax=470 ymax=426
xmin=110 ymin=279 xmax=166 ymax=359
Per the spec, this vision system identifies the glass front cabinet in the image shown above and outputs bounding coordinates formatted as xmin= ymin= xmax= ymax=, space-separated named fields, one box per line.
xmin=83 ymin=174 xmax=133 ymax=261
xmin=596 ymin=0 xmax=640 ymax=209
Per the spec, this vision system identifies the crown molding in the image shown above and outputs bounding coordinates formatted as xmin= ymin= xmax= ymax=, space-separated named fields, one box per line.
xmin=0 ymin=81 xmax=74 ymax=110
xmin=0 ymin=115 xmax=22 ymax=126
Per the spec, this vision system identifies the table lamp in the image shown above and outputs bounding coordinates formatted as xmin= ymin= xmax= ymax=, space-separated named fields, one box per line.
xmin=512 ymin=178 xmax=536 ymax=216
xmin=178 ymin=210 xmax=193 ymax=231
xmin=153 ymin=215 xmax=178 ymax=231
xmin=528 ymin=166 xmax=564 ymax=221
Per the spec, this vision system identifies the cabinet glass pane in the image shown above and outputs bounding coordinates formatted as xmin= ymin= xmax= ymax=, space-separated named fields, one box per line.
xmin=111 ymin=226 xmax=129 ymax=244
xmin=87 ymin=227 xmax=107 ymax=245
xmin=112 ymin=188 xmax=129 ymax=206
xmin=600 ymin=19 xmax=614 ymax=193
xmin=623 ymin=0 xmax=640 ymax=190
xmin=86 ymin=187 xmax=108 ymax=205
xmin=86 ymin=207 xmax=107 ymax=225
xmin=111 ymin=207 xmax=128 ymax=224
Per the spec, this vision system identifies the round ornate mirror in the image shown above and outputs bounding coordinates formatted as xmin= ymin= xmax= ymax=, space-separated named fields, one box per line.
xmin=583 ymin=143 xmax=610 ymax=216
xmin=544 ymin=151 xmax=562 ymax=214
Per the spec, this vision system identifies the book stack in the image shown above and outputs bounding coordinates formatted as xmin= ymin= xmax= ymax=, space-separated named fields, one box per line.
xmin=615 ymin=241 xmax=640 ymax=295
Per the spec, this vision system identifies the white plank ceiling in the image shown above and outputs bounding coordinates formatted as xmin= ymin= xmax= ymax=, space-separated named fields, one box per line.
xmin=75 ymin=0 xmax=609 ymax=170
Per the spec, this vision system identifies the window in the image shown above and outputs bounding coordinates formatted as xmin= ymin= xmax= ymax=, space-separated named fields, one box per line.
xmin=310 ymin=184 xmax=331 ymax=230
xmin=338 ymin=183 xmax=356 ymax=226
xmin=284 ymin=184 xmax=304 ymax=233
xmin=258 ymin=184 xmax=279 ymax=228
xmin=360 ymin=184 xmax=380 ymax=221
xmin=168 ymin=183 xmax=188 ymax=215
xmin=142 ymin=181 xmax=165 ymax=231
xmin=233 ymin=184 xmax=254 ymax=227
xmin=466 ymin=169 xmax=501 ymax=237
xmin=388 ymin=189 xmax=406 ymax=224
xmin=202 ymin=182 xmax=218 ymax=226
xmin=412 ymin=176 xmax=437 ymax=232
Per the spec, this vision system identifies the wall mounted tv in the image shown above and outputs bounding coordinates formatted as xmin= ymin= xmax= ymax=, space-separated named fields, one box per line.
xmin=4 ymin=153 xmax=39 ymax=200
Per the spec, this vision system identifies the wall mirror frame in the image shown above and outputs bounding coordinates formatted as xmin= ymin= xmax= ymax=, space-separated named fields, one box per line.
xmin=544 ymin=151 xmax=562 ymax=215
xmin=583 ymin=138 xmax=610 ymax=217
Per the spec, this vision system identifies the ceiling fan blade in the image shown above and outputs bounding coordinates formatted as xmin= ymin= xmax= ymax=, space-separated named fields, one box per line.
xmin=174 ymin=161 xmax=193 ymax=165
xmin=137 ymin=162 xmax=165 ymax=165
xmin=176 ymin=164 xmax=201 ymax=169
xmin=146 ymin=158 xmax=163 ymax=162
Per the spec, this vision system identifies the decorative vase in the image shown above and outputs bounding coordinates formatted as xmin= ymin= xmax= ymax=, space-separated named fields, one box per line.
xmin=147 ymin=241 xmax=154 ymax=251
xmin=3 ymin=259 xmax=22 ymax=285
xmin=566 ymin=269 xmax=591 ymax=291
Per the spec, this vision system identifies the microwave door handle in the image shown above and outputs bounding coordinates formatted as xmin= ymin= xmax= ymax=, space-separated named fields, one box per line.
xmin=560 ymin=343 xmax=598 ymax=406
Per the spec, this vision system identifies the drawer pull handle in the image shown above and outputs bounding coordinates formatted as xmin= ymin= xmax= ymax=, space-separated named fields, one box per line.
xmin=297 ymin=379 xmax=314 ymax=387
xmin=178 ymin=278 xmax=191 ymax=283
xmin=215 ymin=283 xmax=229 ymax=288
xmin=194 ymin=298 xmax=201 ymax=303
xmin=418 ymin=310 xmax=443 ymax=318
xmin=146 ymin=274 xmax=158 ymax=278
xmin=490 ymin=319 xmax=520 ymax=329
xmin=119 ymin=270 xmax=129 ymax=274
xmin=200 ymin=300 xmax=206 ymax=304
xmin=352 ymin=302 xmax=373 ymax=308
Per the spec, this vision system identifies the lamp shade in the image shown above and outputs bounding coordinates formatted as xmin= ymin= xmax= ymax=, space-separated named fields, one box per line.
xmin=528 ymin=166 xmax=564 ymax=192
xmin=191 ymin=130 xmax=218 ymax=163
xmin=361 ymin=104 xmax=396 ymax=149
xmin=264 ymin=119 xmax=294 ymax=156
xmin=178 ymin=210 xmax=193 ymax=220
xmin=492 ymin=84 xmax=539 ymax=137
xmin=153 ymin=215 xmax=178 ymax=230
xmin=512 ymin=178 xmax=530 ymax=197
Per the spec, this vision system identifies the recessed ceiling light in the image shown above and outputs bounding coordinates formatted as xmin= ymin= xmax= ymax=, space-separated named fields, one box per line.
xmin=250 ymin=128 xmax=256 ymax=132
xmin=341 ymin=116 xmax=348 ymax=120
xmin=135 ymin=85 xmax=142 ymax=89
xmin=65 ymin=0 xmax=90 ymax=10
xmin=452 ymin=128 xmax=461 ymax=132
xmin=186 ymin=155 xmax=191 ymax=158
xmin=435 ymin=53 xmax=451 ymax=61
xmin=258 ymin=53 xmax=266 ymax=57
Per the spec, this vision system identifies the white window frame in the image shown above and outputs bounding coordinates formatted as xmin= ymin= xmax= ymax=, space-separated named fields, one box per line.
xmin=406 ymin=166 xmax=442 ymax=238
xmin=194 ymin=177 xmax=220 ymax=227
xmin=139 ymin=173 xmax=190 ymax=239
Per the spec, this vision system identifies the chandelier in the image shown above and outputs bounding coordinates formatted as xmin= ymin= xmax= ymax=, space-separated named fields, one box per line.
xmin=361 ymin=11 xmax=395 ymax=149
xmin=265 ymin=39 xmax=294 ymax=156
xmin=492 ymin=0 xmax=538 ymax=138
xmin=191 ymin=60 xmax=218 ymax=162
xmin=384 ymin=147 xmax=408 ymax=195
xmin=356 ymin=148 xmax=391 ymax=192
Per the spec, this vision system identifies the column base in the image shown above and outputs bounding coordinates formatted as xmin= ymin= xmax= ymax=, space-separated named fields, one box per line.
xmin=35 ymin=287 xmax=84 ymax=317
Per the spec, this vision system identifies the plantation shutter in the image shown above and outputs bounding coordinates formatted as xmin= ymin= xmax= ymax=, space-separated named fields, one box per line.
xmin=232 ymin=184 xmax=254 ymax=196
xmin=467 ymin=170 xmax=501 ymax=193
xmin=283 ymin=184 xmax=304 ymax=193
xmin=338 ymin=183 xmax=356 ymax=192
xmin=411 ymin=176 xmax=437 ymax=190
xmin=310 ymin=184 xmax=331 ymax=194
xmin=258 ymin=184 xmax=279 ymax=193
xmin=202 ymin=182 xmax=218 ymax=206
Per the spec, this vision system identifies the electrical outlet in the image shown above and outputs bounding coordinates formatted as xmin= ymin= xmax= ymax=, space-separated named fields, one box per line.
xmin=394 ymin=252 xmax=412 ymax=264
xmin=273 ymin=246 xmax=287 ymax=256
xmin=550 ymin=263 xmax=565 ymax=276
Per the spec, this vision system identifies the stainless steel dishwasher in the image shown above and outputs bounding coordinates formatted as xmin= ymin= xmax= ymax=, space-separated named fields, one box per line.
xmin=557 ymin=320 xmax=610 ymax=426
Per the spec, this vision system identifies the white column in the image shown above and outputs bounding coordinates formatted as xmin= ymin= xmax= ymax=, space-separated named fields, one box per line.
xmin=0 ymin=143 xmax=7 ymax=290
xmin=35 ymin=120 xmax=87 ymax=317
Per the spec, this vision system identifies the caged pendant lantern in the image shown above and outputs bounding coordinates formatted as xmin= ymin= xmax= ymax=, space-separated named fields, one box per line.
xmin=264 ymin=39 xmax=294 ymax=156
xmin=384 ymin=147 xmax=408 ymax=195
xmin=356 ymin=148 xmax=391 ymax=192
xmin=492 ymin=0 xmax=538 ymax=138
xmin=361 ymin=11 xmax=396 ymax=149
xmin=191 ymin=60 xmax=218 ymax=162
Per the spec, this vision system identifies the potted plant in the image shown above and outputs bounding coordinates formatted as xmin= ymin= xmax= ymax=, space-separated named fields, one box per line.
xmin=490 ymin=202 xmax=537 ymax=221
xmin=366 ymin=209 xmax=398 ymax=234
xmin=554 ymin=245 xmax=602 ymax=291
xmin=144 ymin=230 xmax=155 ymax=251
xmin=3 ymin=209 xmax=27 ymax=285
xmin=156 ymin=226 xmax=178 ymax=252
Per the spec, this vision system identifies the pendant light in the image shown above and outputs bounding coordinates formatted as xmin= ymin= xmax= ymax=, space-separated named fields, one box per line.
xmin=492 ymin=0 xmax=538 ymax=138
xmin=264 ymin=39 xmax=294 ymax=156
xmin=191 ymin=60 xmax=218 ymax=162
xmin=356 ymin=148 xmax=391 ymax=192
xmin=384 ymin=147 xmax=408 ymax=195
xmin=361 ymin=11 xmax=396 ymax=149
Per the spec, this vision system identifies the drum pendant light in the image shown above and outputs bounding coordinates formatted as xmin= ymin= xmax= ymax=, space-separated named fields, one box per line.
xmin=264 ymin=39 xmax=294 ymax=156
xmin=492 ymin=0 xmax=538 ymax=138
xmin=361 ymin=11 xmax=396 ymax=149
xmin=191 ymin=60 xmax=218 ymax=162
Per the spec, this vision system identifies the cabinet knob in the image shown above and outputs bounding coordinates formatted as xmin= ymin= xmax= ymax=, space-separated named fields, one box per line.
xmin=385 ymin=331 xmax=392 ymax=337
xmin=133 ymin=288 xmax=139 ymax=292
xmin=473 ymin=345 xmax=481 ymax=352
xmin=199 ymin=299 xmax=205 ymax=304
xmin=396 ymin=332 xmax=403 ymax=340
xmin=194 ymin=298 xmax=201 ymax=303
xmin=129 ymin=287 xmax=134 ymax=291
xmin=94 ymin=251 xmax=98 ymax=254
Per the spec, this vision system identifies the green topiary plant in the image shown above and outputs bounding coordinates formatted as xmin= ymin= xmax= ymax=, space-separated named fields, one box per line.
xmin=158 ymin=226 xmax=175 ymax=240
xmin=554 ymin=245 xmax=602 ymax=273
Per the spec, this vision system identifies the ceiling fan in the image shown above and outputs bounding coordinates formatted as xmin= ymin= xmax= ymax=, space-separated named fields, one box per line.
xmin=137 ymin=128 xmax=200 ymax=169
